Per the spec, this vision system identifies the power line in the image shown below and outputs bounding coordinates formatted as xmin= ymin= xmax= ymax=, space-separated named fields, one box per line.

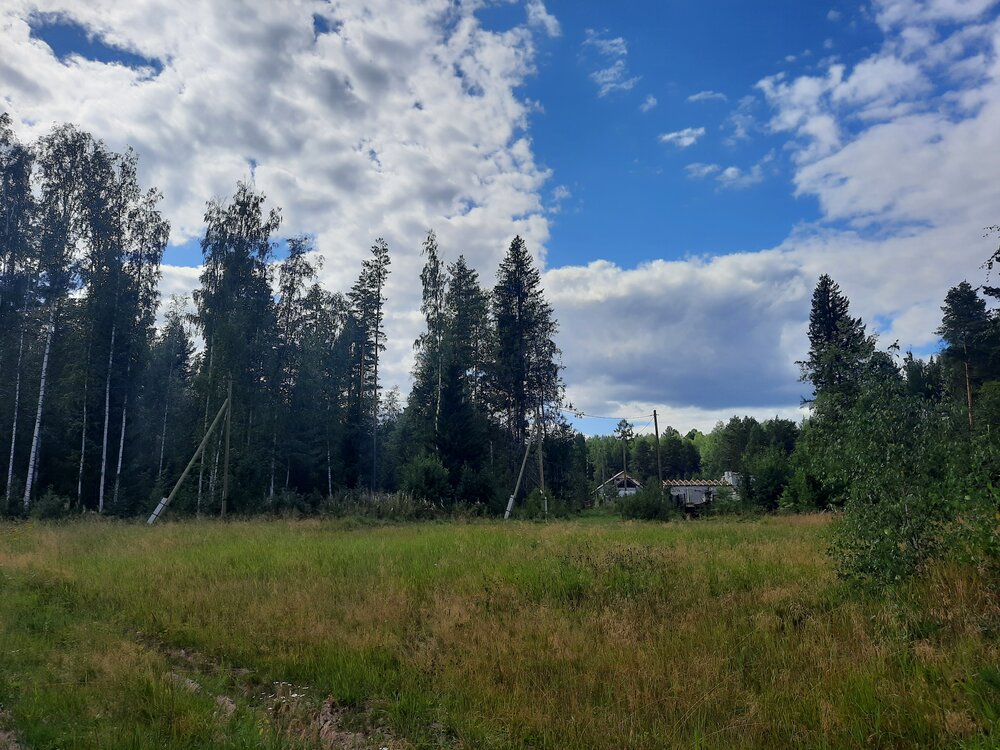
xmin=560 ymin=408 xmax=654 ymax=421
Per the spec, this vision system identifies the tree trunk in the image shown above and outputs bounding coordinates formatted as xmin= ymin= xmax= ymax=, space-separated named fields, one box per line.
xmin=158 ymin=360 xmax=173 ymax=479
xmin=269 ymin=426 xmax=276 ymax=498
xmin=327 ymin=442 xmax=332 ymax=498
xmin=5 ymin=324 xmax=25 ymax=506
xmin=23 ymin=304 xmax=57 ymax=511
xmin=98 ymin=322 xmax=116 ymax=513
xmin=112 ymin=369 xmax=129 ymax=507
xmin=76 ymin=372 xmax=88 ymax=507
xmin=197 ymin=340 xmax=214 ymax=515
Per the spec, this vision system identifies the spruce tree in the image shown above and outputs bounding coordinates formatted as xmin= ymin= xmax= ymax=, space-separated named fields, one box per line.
xmin=491 ymin=236 xmax=562 ymax=448
xmin=800 ymin=274 xmax=873 ymax=398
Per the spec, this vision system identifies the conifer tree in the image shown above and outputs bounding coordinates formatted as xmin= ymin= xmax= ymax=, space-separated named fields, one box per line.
xmin=800 ymin=274 xmax=874 ymax=398
xmin=491 ymin=236 xmax=562 ymax=448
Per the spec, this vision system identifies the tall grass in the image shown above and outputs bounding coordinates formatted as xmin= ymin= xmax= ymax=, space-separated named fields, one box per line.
xmin=0 ymin=515 xmax=996 ymax=748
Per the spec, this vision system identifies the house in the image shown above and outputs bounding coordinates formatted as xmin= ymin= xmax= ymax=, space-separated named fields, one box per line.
xmin=593 ymin=470 xmax=643 ymax=501
xmin=663 ymin=472 xmax=740 ymax=510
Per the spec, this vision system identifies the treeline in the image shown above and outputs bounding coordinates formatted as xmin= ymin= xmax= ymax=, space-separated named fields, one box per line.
xmin=610 ymin=272 xmax=998 ymax=583
xmin=0 ymin=116 xmax=575 ymax=518
xmin=784 ymin=273 xmax=999 ymax=582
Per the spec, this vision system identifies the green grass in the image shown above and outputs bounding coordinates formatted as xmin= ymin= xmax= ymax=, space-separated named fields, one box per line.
xmin=0 ymin=515 xmax=996 ymax=749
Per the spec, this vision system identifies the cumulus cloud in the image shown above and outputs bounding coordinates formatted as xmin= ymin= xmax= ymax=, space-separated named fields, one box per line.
xmin=547 ymin=5 xmax=1000 ymax=429
xmin=1 ymin=0 xmax=557 ymax=394
xmin=687 ymin=90 xmax=728 ymax=103
xmin=659 ymin=126 xmax=705 ymax=148
xmin=639 ymin=94 xmax=657 ymax=112
xmin=526 ymin=0 xmax=560 ymax=38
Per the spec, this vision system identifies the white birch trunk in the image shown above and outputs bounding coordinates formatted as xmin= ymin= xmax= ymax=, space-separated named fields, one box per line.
xmin=5 ymin=325 xmax=25 ymax=506
xmin=98 ymin=322 xmax=116 ymax=513
xmin=197 ymin=341 xmax=214 ymax=514
xmin=23 ymin=305 xmax=56 ymax=511
xmin=76 ymin=374 xmax=87 ymax=505
xmin=76 ymin=341 xmax=91 ymax=507
xmin=157 ymin=357 xmax=174 ymax=479
xmin=112 ymin=388 xmax=128 ymax=506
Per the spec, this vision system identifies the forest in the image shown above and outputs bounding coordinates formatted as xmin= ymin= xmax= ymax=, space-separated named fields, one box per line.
xmin=2 ymin=116 xmax=998 ymax=584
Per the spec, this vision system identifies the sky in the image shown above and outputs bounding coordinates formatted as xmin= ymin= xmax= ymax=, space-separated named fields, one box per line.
xmin=2 ymin=0 xmax=999 ymax=434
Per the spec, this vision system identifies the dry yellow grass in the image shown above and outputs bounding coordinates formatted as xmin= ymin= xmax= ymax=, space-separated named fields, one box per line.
xmin=0 ymin=515 xmax=996 ymax=749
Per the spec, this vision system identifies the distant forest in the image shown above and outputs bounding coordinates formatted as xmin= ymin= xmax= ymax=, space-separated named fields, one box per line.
xmin=1 ymin=116 xmax=998 ymax=581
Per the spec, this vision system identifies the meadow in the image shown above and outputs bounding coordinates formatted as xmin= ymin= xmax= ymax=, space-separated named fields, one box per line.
xmin=0 ymin=514 xmax=996 ymax=749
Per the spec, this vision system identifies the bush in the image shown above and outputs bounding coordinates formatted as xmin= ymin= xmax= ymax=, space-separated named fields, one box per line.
xmin=510 ymin=488 xmax=573 ymax=519
xmin=709 ymin=485 xmax=744 ymax=516
xmin=618 ymin=484 xmax=677 ymax=521
xmin=811 ymin=374 xmax=997 ymax=585
xmin=400 ymin=453 xmax=451 ymax=505
xmin=29 ymin=489 xmax=71 ymax=520
xmin=320 ymin=489 xmax=444 ymax=521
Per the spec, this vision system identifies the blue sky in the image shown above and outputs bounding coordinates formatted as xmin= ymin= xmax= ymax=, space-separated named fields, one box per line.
xmin=491 ymin=1 xmax=881 ymax=267
xmin=4 ymin=0 xmax=1000 ymax=432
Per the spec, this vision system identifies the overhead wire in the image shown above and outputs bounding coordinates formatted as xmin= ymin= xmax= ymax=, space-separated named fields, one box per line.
xmin=560 ymin=408 xmax=654 ymax=421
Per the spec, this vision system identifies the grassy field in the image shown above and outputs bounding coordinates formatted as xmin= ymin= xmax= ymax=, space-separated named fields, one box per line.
xmin=0 ymin=514 xmax=997 ymax=749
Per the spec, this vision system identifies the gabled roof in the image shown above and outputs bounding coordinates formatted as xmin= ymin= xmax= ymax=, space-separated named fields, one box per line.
xmin=595 ymin=470 xmax=643 ymax=492
xmin=662 ymin=479 xmax=733 ymax=487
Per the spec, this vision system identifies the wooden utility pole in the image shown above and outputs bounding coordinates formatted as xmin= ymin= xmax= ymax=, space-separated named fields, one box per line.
xmin=222 ymin=377 xmax=232 ymax=517
xmin=536 ymin=406 xmax=547 ymax=515
xmin=964 ymin=342 xmax=975 ymax=430
xmin=653 ymin=409 xmax=663 ymax=496
xmin=504 ymin=428 xmax=536 ymax=520
xmin=148 ymin=394 xmax=230 ymax=525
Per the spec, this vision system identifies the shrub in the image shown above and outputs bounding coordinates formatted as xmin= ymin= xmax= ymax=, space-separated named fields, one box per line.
xmin=29 ymin=488 xmax=71 ymax=520
xmin=400 ymin=453 xmax=451 ymax=505
xmin=618 ymin=484 xmax=677 ymax=521
xmin=709 ymin=485 xmax=744 ymax=516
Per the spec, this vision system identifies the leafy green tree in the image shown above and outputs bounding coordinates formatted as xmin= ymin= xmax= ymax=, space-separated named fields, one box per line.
xmin=194 ymin=182 xmax=280 ymax=510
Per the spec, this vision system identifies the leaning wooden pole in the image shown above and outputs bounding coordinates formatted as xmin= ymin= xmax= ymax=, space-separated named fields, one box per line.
xmin=148 ymin=395 xmax=230 ymax=525
xmin=221 ymin=378 xmax=232 ymax=517
xmin=504 ymin=428 xmax=535 ymax=520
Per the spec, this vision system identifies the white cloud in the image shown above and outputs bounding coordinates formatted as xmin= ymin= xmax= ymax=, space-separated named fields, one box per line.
xmin=590 ymin=59 xmax=640 ymax=96
xmin=583 ymin=28 xmax=628 ymax=57
xmin=724 ymin=94 xmax=758 ymax=144
xmin=827 ymin=9 xmax=843 ymax=21
xmin=0 ymin=0 xmax=556 ymax=394
xmin=659 ymin=126 xmax=705 ymax=148
xmin=685 ymin=162 xmax=720 ymax=178
xmin=874 ymin=0 xmax=999 ymax=27
xmin=526 ymin=0 xmax=560 ymax=38
xmin=640 ymin=94 xmax=657 ymax=112
xmin=687 ymin=90 xmax=728 ymax=103
xmin=583 ymin=27 xmax=640 ymax=96
xmin=552 ymin=6 xmax=1000 ymax=427
xmin=685 ymin=152 xmax=773 ymax=189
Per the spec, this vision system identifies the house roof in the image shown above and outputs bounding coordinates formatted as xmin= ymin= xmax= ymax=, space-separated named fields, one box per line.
xmin=595 ymin=470 xmax=643 ymax=492
xmin=662 ymin=479 xmax=733 ymax=487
